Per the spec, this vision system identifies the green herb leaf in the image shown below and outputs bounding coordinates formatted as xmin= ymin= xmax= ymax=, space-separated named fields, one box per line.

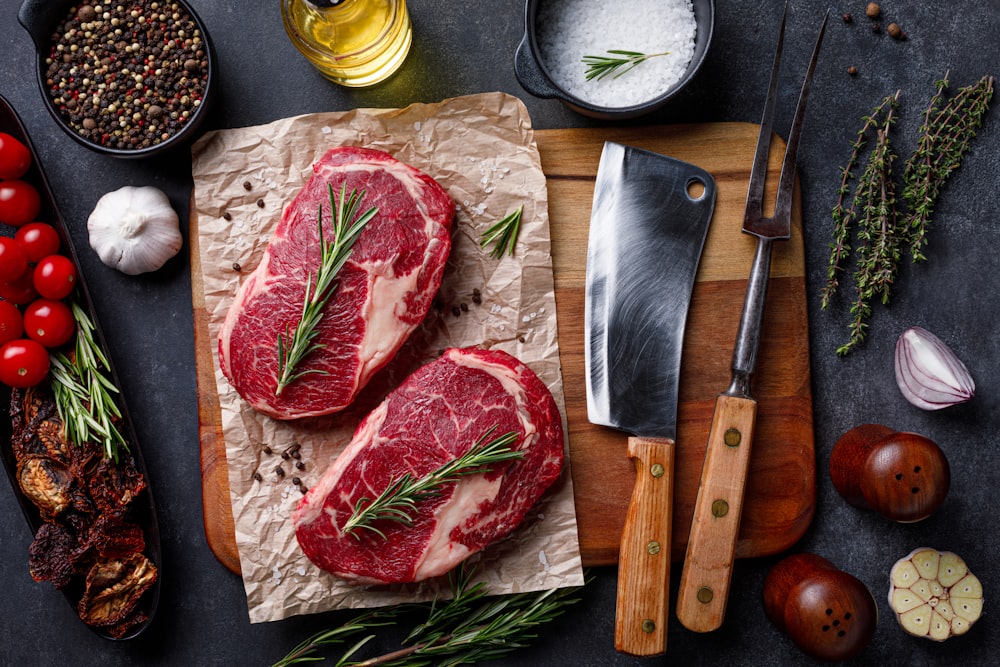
xmin=276 ymin=184 xmax=377 ymax=396
xmin=582 ymin=49 xmax=670 ymax=81
xmin=480 ymin=205 xmax=523 ymax=259
xmin=50 ymin=300 xmax=127 ymax=461
xmin=341 ymin=427 xmax=524 ymax=540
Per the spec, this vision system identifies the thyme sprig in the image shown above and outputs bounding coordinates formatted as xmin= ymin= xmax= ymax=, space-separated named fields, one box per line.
xmin=271 ymin=565 xmax=588 ymax=667
xmin=822 ymin=73 xmax=994 ymax=356
xmin=49 ymin=301 xmax=127 ymax=461
xmin=902 ymin=73 xmax=995 ymax=261
xmin=342 ymin=427 xmax=523 ymax=540
xmin=479 ymin=205 xmax=523 ymax=259
xmin=276 ymin=184 xmax=377 ymax=395
xmin=582 ymin=49 xmax=670 ymax=81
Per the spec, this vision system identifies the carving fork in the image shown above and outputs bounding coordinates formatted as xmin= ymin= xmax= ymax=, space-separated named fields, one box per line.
xmin=675 ymin=6 xmax=828 ymax=632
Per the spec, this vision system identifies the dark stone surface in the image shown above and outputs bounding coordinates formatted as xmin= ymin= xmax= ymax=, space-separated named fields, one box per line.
xmin=1 ymin=1 xmax=998 ymax=665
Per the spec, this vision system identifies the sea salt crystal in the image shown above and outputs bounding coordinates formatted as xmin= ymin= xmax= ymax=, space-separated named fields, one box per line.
xmin=536 ymin=0 xmax=697 ymax=108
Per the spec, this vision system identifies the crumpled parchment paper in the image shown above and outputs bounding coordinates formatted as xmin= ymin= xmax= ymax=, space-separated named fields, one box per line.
xmin=190 ymin=92 xmax=584 ymax=623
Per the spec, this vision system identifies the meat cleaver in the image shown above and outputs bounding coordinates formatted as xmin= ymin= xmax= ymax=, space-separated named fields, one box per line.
xmin=585 ymin=142 xmax=715 ymax=656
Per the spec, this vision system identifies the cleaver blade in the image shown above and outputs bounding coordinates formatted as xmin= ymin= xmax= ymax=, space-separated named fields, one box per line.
xmin=585 ymin=142 xmax=715 ymax=657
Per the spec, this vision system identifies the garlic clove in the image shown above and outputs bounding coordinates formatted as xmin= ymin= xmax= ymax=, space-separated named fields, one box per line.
xmin=894 ymin=326 xmax=975 ymax=410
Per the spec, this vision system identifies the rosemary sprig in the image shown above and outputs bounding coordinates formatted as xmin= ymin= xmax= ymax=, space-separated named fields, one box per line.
xmin=276 ymin=184 xmax=377 ymax=396
xmin=49 ymin=300 xmax=127 ymax=461
xmin=271 ymin=565 xmax=589 ymax=667
xmin=582 ymin=49 xmax=670 ymax=81
xmin=902 ymin=73 xmax=994 ymax=261
xmin=479 ymin=205 xmax=523 ymax=259
xmin=341 ymin=427 xmax=523 ymax=540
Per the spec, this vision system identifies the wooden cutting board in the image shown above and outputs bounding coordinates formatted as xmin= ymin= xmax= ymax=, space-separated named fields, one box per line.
xmin=193 ymin=122 xmax=814 ymax=574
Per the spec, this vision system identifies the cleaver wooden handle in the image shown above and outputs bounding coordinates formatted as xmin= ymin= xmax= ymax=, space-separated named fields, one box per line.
xmin=676 ymin=394 xmax=758 ymax=632
xmin=615 ymin=435 xmax=675 ymax=656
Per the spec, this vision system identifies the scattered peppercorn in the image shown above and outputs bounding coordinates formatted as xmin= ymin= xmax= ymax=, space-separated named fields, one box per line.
xmin=842 ymin=12 xmax=853 ymax=23
xmin=848 ymin=66 xmax=859 ymax=76
xmin=518 ymin=335 xmax=526 ymax=343
xmin=866 ymin=3 xmax=881 ymax=18
xmin=223 ymin=211 xmax=232 ymax=221
xmin=232 ymin=262 xmax=241 ymax=271
xmin=472 ymin=288 xmax=482 ymax=305
xmin=871 ymin=22 xmax=882 ymax=34
xmin=451 ymin=305 xmax=461 ymax=317
xmin=263 ymin=445 xmax=273 ymax=455
xmin=243 ymin=181 xmax=252 ymax=191
xmin=460 ymin=302 xmax=469 ymax=312
xmin=299 ymin=485 xmax=308 ymax=494
xmin=292 ymin=477 xmax=301 ymax=486
xmin=274 ymin=466 xmax=285 ymax=478
xmin=887 ymin=23 xmax=905 ymax=39
xmin=44 ymin=0 xmax=209 ymax=151
xmin=256 ymin=198 xmax=265 ymax=208
xmin=295 ymin=461 xmax=305 ymax=471
xmin=253 ymin=472 xmax=263 ymax=482
xmin=281 ymin=450 xmax=290 ymax=460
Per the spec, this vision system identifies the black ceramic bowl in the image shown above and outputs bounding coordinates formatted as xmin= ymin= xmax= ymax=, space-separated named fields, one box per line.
xmin=515 ymin=0 xmax=714 ymax=120
xmin=17 ymin=0 xmax=216 ymax=159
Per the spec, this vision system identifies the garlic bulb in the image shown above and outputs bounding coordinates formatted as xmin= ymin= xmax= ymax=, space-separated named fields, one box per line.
xmin=87 ymin=186 xmax=182 ymax=275
xmin=894 ymin=326 xmax=975 ymax=410
xmin=888 ymin=548 xmax=983 ymax=641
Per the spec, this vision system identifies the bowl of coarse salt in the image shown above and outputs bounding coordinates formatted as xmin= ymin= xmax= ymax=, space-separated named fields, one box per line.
xmin=515 ymin=0 xmax=713 ymax=120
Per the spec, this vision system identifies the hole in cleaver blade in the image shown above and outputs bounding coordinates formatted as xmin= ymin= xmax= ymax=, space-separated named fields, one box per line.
xmin=585 ymin=142 xmax=716 ymax=439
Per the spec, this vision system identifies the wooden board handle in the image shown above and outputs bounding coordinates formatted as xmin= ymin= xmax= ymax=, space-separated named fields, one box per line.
xmin=615 ymin=436 xmax=675 ymax=656
xmin=676 ymin=394 xmax=758 ymax=632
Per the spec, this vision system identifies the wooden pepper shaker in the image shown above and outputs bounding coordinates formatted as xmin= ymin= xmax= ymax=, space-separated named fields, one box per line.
xmin=830 ymin=424 xmax=950 ymax=522
xmin=763 ymin=553 xmax=877 ymax=661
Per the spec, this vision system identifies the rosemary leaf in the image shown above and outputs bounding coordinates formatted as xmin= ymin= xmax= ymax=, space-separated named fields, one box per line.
xmin=582 ymin=49 xmax=670 ymax=81
xmin=49 ymin=301 xmax=128 ymax=461
xmin=276 ymin=184 xmax=377 ymax=396
xmin=480 ymin=205 xmax=523 ymax=259
xmin=342 ymin=427 xmax=523 ymax=539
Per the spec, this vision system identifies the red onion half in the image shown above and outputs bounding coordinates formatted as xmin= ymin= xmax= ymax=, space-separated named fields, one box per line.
xmin=894 ymin=326 xmax=975 ymax=410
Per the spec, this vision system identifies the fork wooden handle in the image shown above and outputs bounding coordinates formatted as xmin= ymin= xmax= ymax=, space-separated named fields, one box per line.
xmin=676 ymin=394 xmax=757 ymax=632
xmin=615 ymin=436 xmax=675 ymax=656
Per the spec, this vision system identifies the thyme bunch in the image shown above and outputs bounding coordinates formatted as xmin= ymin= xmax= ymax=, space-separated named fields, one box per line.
xmin=276 ymin=184 xmax=377 ymax=395
xmin=271 ymin=566 xmax=588 ymax=667
xmin=342 ymin=428 xmax=523 ymax=539
xmin=582 ymin=50 xmax=670 ymax=81
xmin=903 ymin=73 xmax=995 ymax=261
xmin=821 ymin=73 xmax=994 ymax=355
xmin=49 ymin=301 xmax=128 ymax=461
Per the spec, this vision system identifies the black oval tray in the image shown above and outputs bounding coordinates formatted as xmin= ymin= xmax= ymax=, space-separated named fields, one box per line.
xmin=0 ymin=93 xmax=161 ymax=641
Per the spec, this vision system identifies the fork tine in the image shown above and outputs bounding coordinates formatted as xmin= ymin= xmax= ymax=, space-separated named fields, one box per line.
xmin=745 ymin=7 xmax=829 ymax=237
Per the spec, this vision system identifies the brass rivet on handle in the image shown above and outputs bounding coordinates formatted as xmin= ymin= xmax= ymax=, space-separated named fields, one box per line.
xmin=696 ymin=586 xmax=714 ymax=604
xmin=647 ymin=541 xmax=661 ymax=555
xmin=650 ymin=463 xmax=665 ymax=478
xmin=724 ymin=428 xmax=742 ymax=447
xmin=642 ymin=619 xmax=656 ymax=633
xmin=712 ymin=499 xmax=730 ymax=518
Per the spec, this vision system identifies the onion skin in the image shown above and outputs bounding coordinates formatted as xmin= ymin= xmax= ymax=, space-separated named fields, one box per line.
xmin=894 ymin=327 xmax=974 ymax=410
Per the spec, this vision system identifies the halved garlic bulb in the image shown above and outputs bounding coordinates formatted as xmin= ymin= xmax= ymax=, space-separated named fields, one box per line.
xmin=888 ymin=548 xmax=982 ymax=641
xmin=88 ymin=186 xmax=182 ymax=275
xmin=894 ymin=326 xmax=974 ymax=410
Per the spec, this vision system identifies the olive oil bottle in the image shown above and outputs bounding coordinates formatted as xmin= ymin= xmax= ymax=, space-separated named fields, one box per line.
xmin=281 ymin=0 xmax=412 ymax=87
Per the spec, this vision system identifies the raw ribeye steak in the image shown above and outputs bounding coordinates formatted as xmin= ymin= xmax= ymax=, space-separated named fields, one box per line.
xmin=292 ymin=347 xmax=564 ymax=584
xmin=218 ymin=147 xmax=454 ymax=419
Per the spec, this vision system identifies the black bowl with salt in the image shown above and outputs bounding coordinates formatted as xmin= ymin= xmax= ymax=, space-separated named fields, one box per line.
xmin=515 ymin=0 xmax=714 ymax=120
xmin=18 ymin=0 xmax=216 ymax=159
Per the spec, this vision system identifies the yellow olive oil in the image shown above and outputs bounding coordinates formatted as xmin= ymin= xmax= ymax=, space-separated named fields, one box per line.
xmin=281 ymin=0 xmax=411 ymax=87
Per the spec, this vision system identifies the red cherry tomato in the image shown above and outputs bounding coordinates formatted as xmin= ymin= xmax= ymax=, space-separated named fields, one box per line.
xmin=0 ymin=338 xmax=50 ymax=387
xmin=0 ymin=133 xmax=31 ymax=180
xmin=0 ymin=300 xmax=24 ymax=345
xmin=15 ymin=223 xmax=61 ymax=263
xmin=33 ymin=255 xmax=77 ymax=300
xmin=0 ymin=180 xmax=42 ymax=228
xmin=0 ymin=272 xmax=38 ymax=305
xmin=0 ymin=236 xmax=29 ymax=282
xmin=23 ymin=299 xmax=75 ymax=348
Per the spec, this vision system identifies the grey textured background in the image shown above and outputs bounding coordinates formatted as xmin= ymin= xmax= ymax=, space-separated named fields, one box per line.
xmin=1 ymin=1 xmax=998 ymax=665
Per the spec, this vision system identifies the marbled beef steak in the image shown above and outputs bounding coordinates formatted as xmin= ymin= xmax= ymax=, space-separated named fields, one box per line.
xmin=292 ymin=347 xmax=564 ymax=584
xmin=218 ymin=147 xmax=454 ymax=419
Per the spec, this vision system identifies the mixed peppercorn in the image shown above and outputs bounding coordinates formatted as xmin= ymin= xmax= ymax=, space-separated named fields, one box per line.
xmin=44 ymin=1 xmax=209 ymax=151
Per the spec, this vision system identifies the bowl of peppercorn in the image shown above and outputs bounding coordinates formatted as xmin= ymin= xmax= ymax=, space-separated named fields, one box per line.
xmin=17 ymin=0 xmax=216 ymax=159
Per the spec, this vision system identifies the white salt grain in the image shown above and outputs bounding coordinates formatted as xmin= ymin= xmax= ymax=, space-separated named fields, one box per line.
xmin=536 ymin=0 xmax=697 ymax=108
